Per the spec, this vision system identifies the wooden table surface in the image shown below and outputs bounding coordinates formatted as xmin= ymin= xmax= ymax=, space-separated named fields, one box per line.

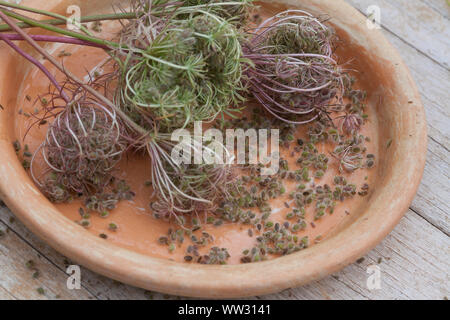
xmin=0 ymin=0 xmax=449 ymax=300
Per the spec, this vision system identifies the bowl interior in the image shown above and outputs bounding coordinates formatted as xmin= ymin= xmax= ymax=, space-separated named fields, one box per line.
xmin=0 ymin=0 xmax=426 ymax=297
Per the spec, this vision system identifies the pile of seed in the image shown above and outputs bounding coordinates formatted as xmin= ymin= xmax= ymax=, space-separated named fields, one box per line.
xmin=154 ymin=77 xmax=376 ymax=264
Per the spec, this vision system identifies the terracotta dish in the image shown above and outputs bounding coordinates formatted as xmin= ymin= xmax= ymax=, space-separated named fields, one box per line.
xmin=0 ymin=0 xmax=427 ymax=298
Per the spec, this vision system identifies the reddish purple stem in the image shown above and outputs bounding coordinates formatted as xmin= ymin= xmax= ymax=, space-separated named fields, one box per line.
xmin=0 ymin=32 xmax=69 ymax=102
xmin=0 ymin=33 xmax=109 ymax=50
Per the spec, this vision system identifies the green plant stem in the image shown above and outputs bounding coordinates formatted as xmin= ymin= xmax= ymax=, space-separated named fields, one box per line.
xmin=0 ymin=12 xmax=138 ymax=32
xmin=0 ymin=9 xmax=145 ymax=137
xmin=0 ymin=1 xmax=246 ymax=32
xmin=0 ymin=0 xmax=94 ymax=35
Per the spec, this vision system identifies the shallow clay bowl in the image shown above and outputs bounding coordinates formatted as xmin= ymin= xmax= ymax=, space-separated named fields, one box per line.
xmin=0 ymin=0 xmax=427 ymax=298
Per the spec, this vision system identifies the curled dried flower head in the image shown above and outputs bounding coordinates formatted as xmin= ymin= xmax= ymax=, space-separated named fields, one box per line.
xmin=31 ymin=84 xmax=129 ymax=210
xmin=340 ymin=113 xmax=363 ymax=135
xmin=243 ymin=10 xmax=344 ymax=124
xmin=149 ymin=138 xmax=235 ymax=220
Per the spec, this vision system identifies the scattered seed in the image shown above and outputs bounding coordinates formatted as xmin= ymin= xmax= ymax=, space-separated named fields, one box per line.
xmin=22 ymin=160 xmax=30 ymax=169
xmin=100 ymin=211 xmax=109 ymax=218
xmin=108 ymin=223 xmax=118 ymax=231
xmin=13 ymin=140 xmax=21 ymax=152
xmin=91 ymin=21 xmax=103 ymax=32
xmin=40 ymin=97 xmax=48 ymax=107
xmin=25 ymin=260 xmax=35 ymax=269
xmin=58 ymin=50 xmax=72 ymax=57
xmin=386 ymin=139 xmax=393 ymax=149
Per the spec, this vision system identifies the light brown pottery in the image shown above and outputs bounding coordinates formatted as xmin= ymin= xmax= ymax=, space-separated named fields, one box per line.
xmin=0 ymin=0 xmax=427 ymax=298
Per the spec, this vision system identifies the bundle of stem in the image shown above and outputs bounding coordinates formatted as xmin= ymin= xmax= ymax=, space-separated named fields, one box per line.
xmin=0 ymin=8 xmax=135 ymax=214
xmin=110 ymin=2 xmax=245 ymax=217
xmin=0 ymin=1 xmax=242 ymax=220
xmin=114 ymin=7 xmax=246 ymax=132
xmin=2 ymin=3 xmax=340 ymax=217
xmin=149 ymin=136 xmax=234 ymax=218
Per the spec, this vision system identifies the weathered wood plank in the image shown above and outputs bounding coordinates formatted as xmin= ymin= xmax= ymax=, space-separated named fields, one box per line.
xmin=0 ymin=285 xmax=17 ymax=300
xmin=412 ymin=138 xmax=450 ymax=235
xmin=1 ymin=204 xmax=448 ymax=300
xmin=347 ymin=0 xmax=450 ymax=68
xmin=0 ymin=205 xmax=176 ymax=300
xmin=347 ymin=0 xmax=450 ymax=233
xmin=383 ymin=34 xmax=450 ymax=147
xmin=345 ymin=1 xmax=450 ymax=148
xmin=0 ymin=217 xmax=96 ymax=300
xmin=420 ymin=0 xmax=450 ymax=19
xmin=261 ymin=210 xmax=450 ymax=300
xmin=0 ymin=0 xmax=448 ymax=301
xmin=382 ymin=28 xmax=450 ymax=235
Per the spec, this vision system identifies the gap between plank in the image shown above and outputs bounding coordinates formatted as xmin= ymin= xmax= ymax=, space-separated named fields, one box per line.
xmin=0 ymin=218 xmax=101 ymax=300
xmin=409 ymin=206 xmax=449 ymax=237
xmin=429 ymin=135 xmax=450 ymax=153
xmin=349 ymin=4 xmax=450 ymax=71
xmin=419 ymin=0 xmax=450 ymax=20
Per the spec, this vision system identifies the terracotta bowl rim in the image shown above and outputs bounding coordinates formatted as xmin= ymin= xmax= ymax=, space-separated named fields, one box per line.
xmin=0 ymin=0 xmax=427 ymax=298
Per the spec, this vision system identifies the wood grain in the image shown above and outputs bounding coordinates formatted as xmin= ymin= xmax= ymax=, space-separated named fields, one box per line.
xmin=420 ymin=0 xmax=450 ymax=19
xmin=0 ymin=215 xmax=95 ymax=300
xmin=260 ymin=211 xmax=450 ymax=300
xmin=1 ymin=205 xmax=448 ymax=300
xmin=0 ymin=206 xmax=174 ymax=300
xmin=347 ymin=0 xmax=450 ymax=234
xmin=412 ymin=138 xmax=449 ymax=235
xmin=347 ymin=0 xmax=450 ymax=68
